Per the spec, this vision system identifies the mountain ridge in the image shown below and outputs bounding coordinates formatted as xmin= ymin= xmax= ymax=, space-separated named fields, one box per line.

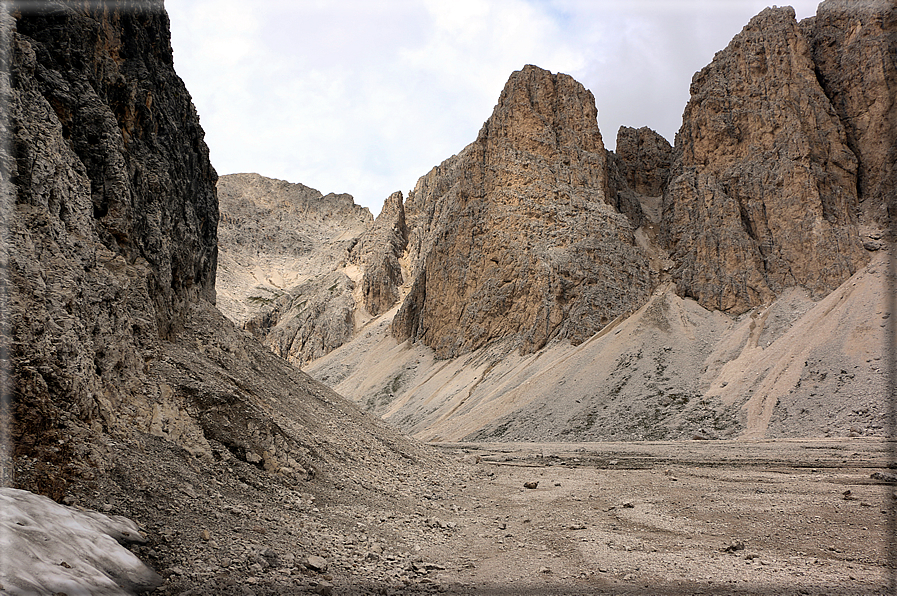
xmin=219 ymin=0 xmax=894 ymax=443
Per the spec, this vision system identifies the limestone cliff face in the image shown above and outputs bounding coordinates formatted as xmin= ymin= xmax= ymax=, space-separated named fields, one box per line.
xmin=216 ymin=173 xmax=371 ymax=326
xmin=662 ymin=6 xmax=869 ymax=315
xmin=393 ymin=65 xmax=653 ymax=359
xmin=606 ymin=125 xmax=674 ymax=227
xmin=5 ymin=2 xmax=217 ymax=489
xmin=613 ymin=126 xmax=673 ymax=199
xmin=350 ymin=191 xmax=408 ymax=316
xmin=4 ymin=2 xmax=429 ymax=502
xmin=801 ymin=0 xmax=897 ymax=229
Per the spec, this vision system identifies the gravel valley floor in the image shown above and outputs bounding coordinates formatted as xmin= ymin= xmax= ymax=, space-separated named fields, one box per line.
xmin=416 ymin=439 xmax=895 ymax=595
xmin=113 ymin=437 xmax=897 ymax=595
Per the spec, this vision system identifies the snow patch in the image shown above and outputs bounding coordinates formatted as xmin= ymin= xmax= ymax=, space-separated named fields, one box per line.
xmin=0 ymin=488 xmax=162 ymax=595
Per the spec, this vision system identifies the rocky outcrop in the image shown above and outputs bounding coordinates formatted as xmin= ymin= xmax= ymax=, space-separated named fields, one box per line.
xmin=244 ymin=270 xmax=356 ymax=366
xmin=801 ymin=0 xmax=897 ymax=229
xmin=216 ymin=173 xmax=374 ymax=366
xmin=606 ymin=125 xmax=674 ymax=227
xmin=613 ymin=126 xmax=673 ymax=198
xmin=216 ymin=173 xmax=371 ymax=325
xmin=5 ymin=1 xmax=217 ymax=491
xmin=350 ymin=191 xmax=408 ymax=316
xmin=392 ymin=65 xmax=653 ymax=359
xmin=662 ymin=6 xmax=869 ymax=315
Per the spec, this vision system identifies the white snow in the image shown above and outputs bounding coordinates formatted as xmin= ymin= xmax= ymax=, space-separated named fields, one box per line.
xmin=0 ymin=488 xmax=162 ymax=595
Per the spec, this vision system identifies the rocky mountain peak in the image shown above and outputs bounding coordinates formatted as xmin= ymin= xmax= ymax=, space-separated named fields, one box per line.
xmin=350 ymin=190 xmax=409 ymax=316
xmin=661 ymin=5 xmax=869 ymax=314
xmin=613 ymin=126 xmax=673 ymax=199
xmin=392 ymin=65 xmax=652 ymax=359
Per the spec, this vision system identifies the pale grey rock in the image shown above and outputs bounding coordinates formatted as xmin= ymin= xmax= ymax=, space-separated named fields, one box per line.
xmin=350 ymin=190 xmax=408 ymax=316
xmin=216 ymin=172 xmax=371 ymax=326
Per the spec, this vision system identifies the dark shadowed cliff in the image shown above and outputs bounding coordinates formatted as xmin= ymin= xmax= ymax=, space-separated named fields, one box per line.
xmin=3 ymin=4 xmax=445 ymax=580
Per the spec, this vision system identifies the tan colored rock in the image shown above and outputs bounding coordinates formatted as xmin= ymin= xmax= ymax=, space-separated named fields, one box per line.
xmin=393 ymin=65 xmax=653 ymax=358
xmin=662 ymin=6 xmax=868 ymax=315
xmin=216 ymin=173 xmax=371 ymax=325
xmin=244 ymin=270 xmax=356 ymax=366
xmin=349 ymin=191 xmax=408 ymax=316
xmin=605 ymin=126 xmax=674 ymax=228
xmin=613 ymin=126 xmax=674 ymax=198
xmin=801 ymin=0 xmax=897 ymax=229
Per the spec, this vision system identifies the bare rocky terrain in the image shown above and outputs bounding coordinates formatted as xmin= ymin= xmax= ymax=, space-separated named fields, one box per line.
xmin=57 ymin=437 xmax=897 ymax=595
xmin=3 ymin=2 xmax=896 ymax=595
xmin=224 ymin=3 xmax=894 ymax=445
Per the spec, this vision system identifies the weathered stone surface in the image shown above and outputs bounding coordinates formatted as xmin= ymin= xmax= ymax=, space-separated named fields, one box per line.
xmin=244 ymin=270 xmax=356 ymax=367
xmin=661 ymin=6 xmax=868 ymax=314
xmin=350 ymin=190 xmax=408 ymax=316
xmin=4 ymin=1 xmax=435 ymax=512
xmin=605 ymin=126 xmax=673 ymax=228
xmin=613 ymin=126 xmax=674 ymax=198
xmin=216 ymin=172 xmax=371 ymax=325
xmin=5 ymin=1 xmax=217 ymax=492
xmin=801 ymin=0 xmax=897 ymax=229
xmin=393 ymin=65 xmax=653 ymax=359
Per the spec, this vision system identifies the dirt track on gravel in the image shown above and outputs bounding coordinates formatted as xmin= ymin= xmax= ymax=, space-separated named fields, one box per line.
xmin=404 ymin=438 xmax=896 ymax=595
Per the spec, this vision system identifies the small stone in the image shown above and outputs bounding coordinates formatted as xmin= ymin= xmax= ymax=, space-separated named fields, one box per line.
xmin=314 ymin=580 xmax=334 ymax=596
xmin=723 ymin=540 xmax=745 ymax=553
xmin=305 ymin=555 xmax=328 ymax=573
xmin=523 ymin=482 xmax=539 ymax=489
xmin=539 ymin=566 xmax=551 ymax=574
xmin=871 ymin=471 xmax=897 ymax=482
xmin=200 ymin=530 xmax=211 ymax=541
xmin=622 ymin=502 xmax=634 ymax=508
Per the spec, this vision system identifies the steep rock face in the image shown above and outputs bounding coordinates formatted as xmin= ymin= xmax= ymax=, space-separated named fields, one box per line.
xmin=662 ymin=6 xmax=868 ymax=315
xmin=349 ymin=190 xmax=408 ymax=316
xmin=216 ymin=172 xmax=371 ymax=325
xmin=4 ymin=2 xmax=432 ymax=509
xmin=393 ymin=65 xmax=653 ymax=359
xmin=613 ymin=126 xmax=674 ymax=198
xmin=801 ymin=0 xmax=897 ymax=229
xmin=5 ymin=2 xmax=217 ymax=489
xmin=10 ymin=3 xmax=218 ymax=335
xmin=605 ymin=125 xmax=674 ymax=227
xmin=243 ymin=270 xmax=356 ymax=367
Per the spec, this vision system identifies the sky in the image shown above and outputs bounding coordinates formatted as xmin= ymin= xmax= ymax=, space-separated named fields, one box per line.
xmin=165 ymin=0 xmax=822 ymax=216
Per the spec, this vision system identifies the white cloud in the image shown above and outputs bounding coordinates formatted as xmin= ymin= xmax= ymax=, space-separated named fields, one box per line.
xmin=166 ymin=0 xmax=825 ymax=215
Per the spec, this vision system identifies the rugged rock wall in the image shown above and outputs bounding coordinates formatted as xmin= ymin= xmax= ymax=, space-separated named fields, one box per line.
xmin=243 ymin=269 xmax=357 ymax=366
xmin=662 ymin=6 xmax=870 ymax=315
xmin=350 ymin=191 xmax=408 ymax=316
xmin=216 ymin=172 xmax=371 ymax=325
xmin=612 ymin=126 xmax=673 ymax=199
xmin=801 ymin=0 xmax=897 ymax=229
xmin=605 ymin=125 xmax=673 ymax=227
xmin=5 ymin=1 xmax=216 ymax=490
xmin=3 ymin=2 xmax=432 ymax=506
xmin=393 ymin=65 xmax=653 ymax=359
